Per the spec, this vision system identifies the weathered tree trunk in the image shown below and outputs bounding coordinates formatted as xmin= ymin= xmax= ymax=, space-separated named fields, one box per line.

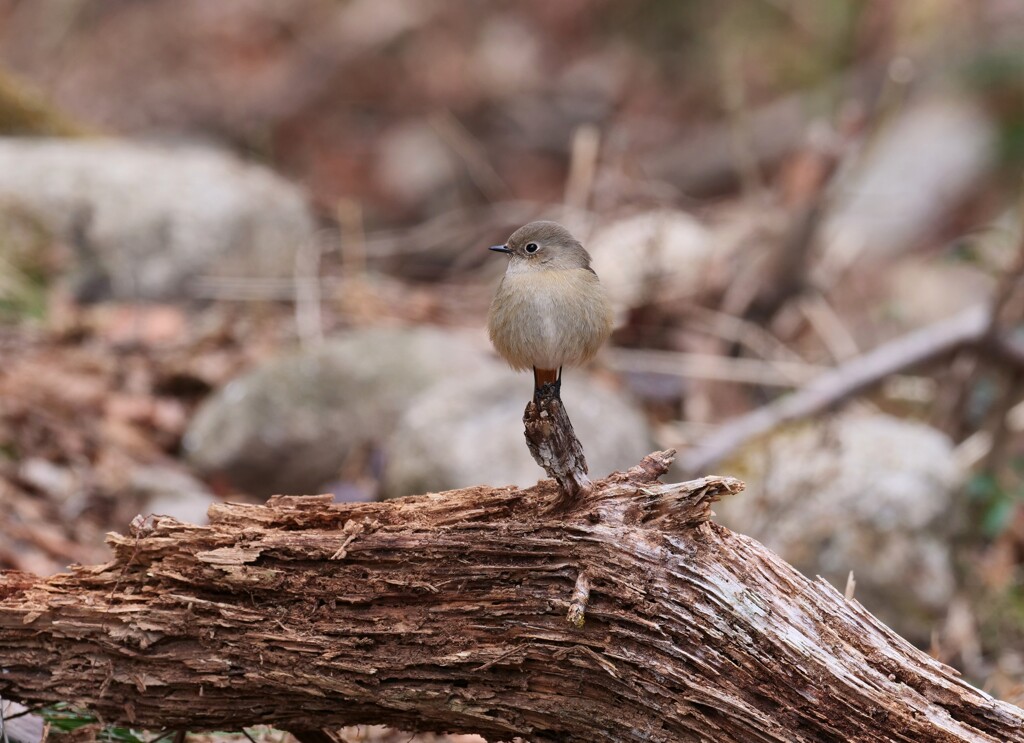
xmin=1 ymin=451 xmax=1022 ymax=742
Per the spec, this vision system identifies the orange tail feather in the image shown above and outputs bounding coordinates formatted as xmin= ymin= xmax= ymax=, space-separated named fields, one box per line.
xmin=533 ymin=367 xmax=559 ymax=389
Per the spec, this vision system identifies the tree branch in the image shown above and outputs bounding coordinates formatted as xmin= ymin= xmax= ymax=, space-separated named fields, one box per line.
xmin=1 ymin=452 xmax=1022 ymax=742
xmin=523 ymin=383 xmax=592 ymax=509
xmin=679 ymin=305 xmax=995 ymax=474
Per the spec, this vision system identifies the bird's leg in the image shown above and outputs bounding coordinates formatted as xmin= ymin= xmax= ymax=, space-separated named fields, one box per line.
xmin=533 ymin=367 xmax=561 ymax=400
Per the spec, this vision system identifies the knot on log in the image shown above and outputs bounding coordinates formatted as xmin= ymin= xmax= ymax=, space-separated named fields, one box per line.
xmin=623 ymin=449 xmax=677 ymax=483
xmin=566 ymin=570 xmax=591 ymax=628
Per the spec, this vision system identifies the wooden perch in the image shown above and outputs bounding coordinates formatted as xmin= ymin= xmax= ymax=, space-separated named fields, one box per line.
xmin=2 ymin=451 xmax=1022 ymax=742
xmin=523 ymin=382 xmax=592 ymax=508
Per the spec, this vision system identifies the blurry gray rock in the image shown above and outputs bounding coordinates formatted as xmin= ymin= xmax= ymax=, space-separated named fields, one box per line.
xmin=0 ymin=138 xmax=314 ymax=299
xmin=1 ymin=700 xmax=44 ymax=743
xmin=18 ymin=457 xmax=77 ymax=503
xmin=822 ymin=97 xmax=995 ymax=271
xmin=375 ymin=120 xmax=459 ymax=208
xmin=716 ymin=412 xmax=964 ymax=642
xmin=382 ymin=368 xmax=653 ymax=497
xmin=884 ymin=257 xmax=994 ymax=330
xmin=588 ymin=210 xmax=714 ymax=311
xmin=473 ymin=16 xmax=543 ymax=96
xmin=184 ymin=327 xmax=495 ymax=497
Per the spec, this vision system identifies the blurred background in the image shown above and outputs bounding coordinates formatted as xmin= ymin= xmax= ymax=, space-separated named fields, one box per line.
xmin=2 ymin=0 xmax=1024 ymax=737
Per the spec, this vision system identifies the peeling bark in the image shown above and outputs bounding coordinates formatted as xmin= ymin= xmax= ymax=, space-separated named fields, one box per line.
xmin=1 ymin=451 xmax=1022 ymax=742
xmin=522 ymin=383 xmax=591 ymax=508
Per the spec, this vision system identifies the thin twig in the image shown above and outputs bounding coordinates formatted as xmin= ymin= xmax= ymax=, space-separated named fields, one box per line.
xmin=605 ymin=348 xmax=827 ymax=387
xmin=430 ymin=110 xmax=510 ymax=202
xmin=336 ymin=198 xmax=367 ymax=278
xmin=979 ymin=370 xmax=1024 ymax=475
xmin=689 ymin=306 xmax=808 ymax=364
xmin=294 ymin=231 xmax=326 ymax=348
xmin=563 ymin=124 xmax=601 ymax=215
xmin=797 ymin=292 xmax=861 ymax=361
xmin=0 ymin=703 xmax=43 ymax=723
xmin=681 ymin=304 xmax=991 ymax=474
xmin=940 ymin=196 xmax=1024 ymax=437
xmin=473 ymin=643 xmax=532 ymax=672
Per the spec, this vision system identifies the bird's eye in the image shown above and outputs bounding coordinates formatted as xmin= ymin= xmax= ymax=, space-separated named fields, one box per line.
xmin=525 ymin=242 xmax=539 ymax=254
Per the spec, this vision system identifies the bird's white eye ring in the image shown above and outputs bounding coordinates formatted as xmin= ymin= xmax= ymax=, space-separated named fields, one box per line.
xmin=525 ymin=242 xmax=539 ymax=253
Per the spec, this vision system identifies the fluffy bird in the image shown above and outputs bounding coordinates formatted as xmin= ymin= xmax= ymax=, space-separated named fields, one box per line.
xmin=487 ymin=221 xmax=613 ymax=391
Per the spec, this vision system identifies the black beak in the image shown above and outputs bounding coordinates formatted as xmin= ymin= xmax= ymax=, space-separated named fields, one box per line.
xmin=489 ymin=244 xmax=511 ymax=253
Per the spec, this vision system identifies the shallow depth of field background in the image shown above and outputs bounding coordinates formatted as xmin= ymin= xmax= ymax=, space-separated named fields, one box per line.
xmin=2 ymin=0 xmax=1024 ymax=738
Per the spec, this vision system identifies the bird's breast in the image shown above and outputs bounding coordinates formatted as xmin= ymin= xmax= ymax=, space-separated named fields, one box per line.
xmin=488 ymin=268 xmax=612 ymax=370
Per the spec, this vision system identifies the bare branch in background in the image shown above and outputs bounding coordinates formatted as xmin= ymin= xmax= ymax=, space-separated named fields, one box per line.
xmin=681 ymin=305 xmax=993 ymax=475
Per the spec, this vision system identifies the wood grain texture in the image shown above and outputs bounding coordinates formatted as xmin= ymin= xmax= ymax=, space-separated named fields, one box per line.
xmin=522 ymin=384 xmax=591 ymax=508
xmin=1 ymin=451 xmax=1022 ymax=742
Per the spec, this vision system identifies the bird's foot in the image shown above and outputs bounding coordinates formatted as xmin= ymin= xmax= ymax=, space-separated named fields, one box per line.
xmin=534 ymin=379 xmax=561 ymax=402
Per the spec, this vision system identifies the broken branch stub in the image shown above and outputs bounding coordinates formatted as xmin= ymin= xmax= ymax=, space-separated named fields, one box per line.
xmin=522 ymin=382 xmax=591 ymax=509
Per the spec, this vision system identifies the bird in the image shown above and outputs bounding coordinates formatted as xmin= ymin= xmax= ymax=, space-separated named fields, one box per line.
xmin=487 ymin=221 xmax=613 ymax=393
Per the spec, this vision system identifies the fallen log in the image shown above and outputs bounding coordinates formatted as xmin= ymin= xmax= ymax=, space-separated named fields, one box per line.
xmin=1 ymin=451 xmax=1022 ymax=742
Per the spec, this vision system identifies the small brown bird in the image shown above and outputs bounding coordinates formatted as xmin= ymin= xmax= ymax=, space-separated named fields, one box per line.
xmin=487 ymin=221 xmax=613 ymax=391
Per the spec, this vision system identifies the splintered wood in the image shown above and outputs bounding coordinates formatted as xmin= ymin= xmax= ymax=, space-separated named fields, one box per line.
xmin=522 ymin=383 xmax=591 ymax=509
xmin=1 ymin=452 xmax=1023 ymax=742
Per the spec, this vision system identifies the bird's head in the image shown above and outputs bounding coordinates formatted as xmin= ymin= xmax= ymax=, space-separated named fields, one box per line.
xmin=489 ymin=221 xmax=592 ymax=272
